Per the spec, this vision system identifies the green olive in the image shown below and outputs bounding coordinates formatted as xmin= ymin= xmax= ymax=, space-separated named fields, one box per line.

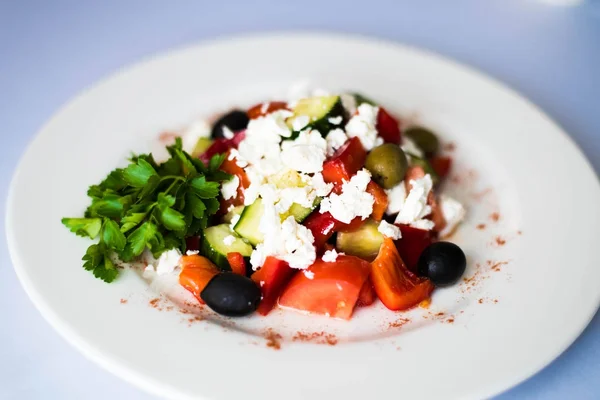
xmin=404 ymin=126 xmax=440 ymax=155
xmin=365 ymin=144 xmax=408 ymax=189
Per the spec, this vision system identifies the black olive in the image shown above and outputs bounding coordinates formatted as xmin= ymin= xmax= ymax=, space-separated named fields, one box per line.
xmin=211 ymin=110 xmax=249 ymax=139
xmin=417 ymin=242 xmax=466 ymax=287
xmin=200 ymin=272 xmax=261 ymax=317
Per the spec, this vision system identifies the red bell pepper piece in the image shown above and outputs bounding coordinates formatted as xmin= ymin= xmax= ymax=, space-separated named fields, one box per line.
xmin=371 ymin=238 xmax=434 ymax=311
xmin=278 ymin=255 xmax=371 ymax=320
xmin=376 ymin=107 xmax=402 ymax=145
xmin=357 ymin=277 xmax=376 ymax=307
xmin=226 ymin=252 xmax=246 ymax=276
xmin=304 ymin=211 xmax=365 ymax=251
xmin=247 ymin=101 xmax=289 ymax=119
xmin=217 ymin=149 xmax=250 ymax=211
xmin=366 ymin=181 xmax=388 ymax=221
xmin=250 ymin=257 xmax=295 ymax=316
xmin=322 ymin=137 xmax=367 ymax=190
xmin=430 ymin=156 xmax=452 ymax=179
xmin=179 ymin=255 xmax=220 ymax=304
xmin=395 ymin=224 xmax=434 ymax=272
xmin=199 ymin=131 xmax=246 ymax=165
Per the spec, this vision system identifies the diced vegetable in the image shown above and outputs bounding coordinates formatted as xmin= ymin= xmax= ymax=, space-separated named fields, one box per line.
xmin=233 ymin=198 xmax=264 ymax=245
xmin=201 ymin=272 xmax=261 ymax=316
xmin=278 ymin=255 xmax=371 ymax=320
xmin=357 ymin=278 xmax=376 ymax=307
xmin=226 ymin=252 xmax=247 ymax=276
xmin=192 ymin=138 xmax=214 ymax=158
xmin=288 ymin=95 xmax=344 ymax=134
xmin=250 ymin=257 xmax=295 ymax=316
xmin=336 ymin=219 xmax=383 ymax=261
xmin=366 ymin=181 xmax=388 ymax=221
xmin=247 ymin=101 xmax=288 ymax=119
xmin=179 ymin=254 xmax=220 ymax=304
xmin=219 ymin=150 xmax=250 ymax=207
xmin=222 ymin=205 xmax=244 ymax=224
xmin=376 ymin=107 xmax=402 ymax=145
xmin=395 ymin=224 xmax=434 ymax=272
xmin=405 ymin=154 xmax=439 ymax=185
xmin=371 ymin=238 xmax=434 ymax=311
xmin=430 ymin=156 xmax=452 ymax=179
xmin=200 ymin=131 xmax=246 ymax=165
xmin=365 ymin=144 xmax=408 ymax=189
xmin=352 ymin=92 xmax=377 ymax=106
xmin=303 ymin=211 xmax=364 ymax=252
xmin=404 ymin=126 xmax=439 ymax=155
xmin=186 ymin=236 xmax=200 ymax=252
xmin=322 ymin=137 xmax=367 ymax=189
xmin=201 ymin=224 xmax=253 ymax=271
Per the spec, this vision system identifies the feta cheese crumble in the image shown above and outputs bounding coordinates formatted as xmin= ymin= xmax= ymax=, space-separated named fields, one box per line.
xmin=223 ymin=235 xmax=236 ymax=246
xmin=438 ymin=195 xmax=466 ymax=237
xmin=186 ymin=250 xmax=199 ymax=255
xmin=378 ymin=220 xmax=402 ymax=239
xmin=249 ymin=195 xmax=317 ymax=270
xmin=155 ymin=248 xmax=182 ymax=276
xmin=290 ymin=115 xmax=310 ymax=131
xmin=325 ymin=128 xmax=349 ymax=156
xmin=385 ymin=182 xmax=407 ymax=215
xmin=394 ymin=174 xmax=434 ymax=230
xmin=345 ymin=103 xmax=383 ymax=151
xmin=328 ymin=116 xmax=343 ymax=125
xmin=280 ymin=129 xmax=327 ymax=174
xmin=221 ymin=175 xmax=240 ymax=200
xmin=303 ymin=270 xmax=315 ymax=279
xmin=340 ymin=93 xmax=357 ymax=115
xmin=320 ymin=169 xmax=375 ymax=224
xmin=322 ymin=249 xmax=342 ymax=262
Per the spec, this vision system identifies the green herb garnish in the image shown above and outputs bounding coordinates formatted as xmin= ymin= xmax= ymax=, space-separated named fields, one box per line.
xmin=62 ymin=138 xmax=230 ymax=282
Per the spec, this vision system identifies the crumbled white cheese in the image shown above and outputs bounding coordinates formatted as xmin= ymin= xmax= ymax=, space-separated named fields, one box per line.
xmin=411 ymin=219 xmax=435 ymax=230
xmin=320 ymin=169 xmax=374 ymax=224
xmin=185 ymin=250 xmax=199 ymax=256
xmin=303 ymin=270 xmax=315 ymax=279
xmin=307 ymin=172 xmax=334 ymax=197
xmin=227 ymin=204 xmax=236 ymax=213
xmin=291 ymin=115 xmax=310 ymax=131
xmin=181 ymin=120 xmax=211 ymax=154
xmin=401 ymin=136 xmax=424 ymax=158
xmin=322 ymin=249 xmax=341 ymax=263
xmin=155 ymin=248 xmax=182 ymax=276
xmin=385 ymin=182 xmax=407 ymax=215
xmin=221 ymin=175 xmax=240 ymax=200
xmin=378 ymin=220 xmax=402 ymax=240
xmin=221 ymin=125 xmax=235 ymax=140
xmin=328 ymin=116 xmax=343 ymax=125
xmin=439 ymin=195 xmax=466 ymax=237
xmin=280 ymin=129 xmax=327 ymax=174
xmin=345 ymin=103 xmax=383 ymax=151
xmin=249 ymin=196 xmax=316 ymax=271
xmin=394 ymin=174 xmax=434 ymax=230
xmin=325 ymin=128 xmax=349 ymax=156
xmin=223 ymin=235 xmax=236 ymax=246
xmin=340 ymin=93 xmax=357 ymax=115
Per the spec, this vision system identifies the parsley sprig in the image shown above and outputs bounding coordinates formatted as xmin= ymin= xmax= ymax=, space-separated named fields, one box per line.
xmin=62 ymin=139 xmax=230 ymax=282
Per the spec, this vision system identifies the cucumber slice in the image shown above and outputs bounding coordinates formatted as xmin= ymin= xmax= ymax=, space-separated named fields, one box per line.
xmin=282 ymin=201 xmax=316 ymax=223
xmin=336 ymin=219 xmax=384 ymax=262
xmin=191 ymin=137 xmax=213 ymax=158
xmin=233 ymin=198 xmax=264 ymax=246
xmin=288 ymin=95 xmax=344 ymax=135
xmin=407 ymin=154 xmax=440 ymax=185
xmin=201 ymin=224 xmax=253 ymax=271
xmin=223 ymin=205 xmax=244 ymax=224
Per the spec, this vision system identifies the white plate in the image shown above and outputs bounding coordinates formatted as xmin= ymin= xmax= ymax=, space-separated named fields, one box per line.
xmin=7 ymin=33 xmax=600 ymax=400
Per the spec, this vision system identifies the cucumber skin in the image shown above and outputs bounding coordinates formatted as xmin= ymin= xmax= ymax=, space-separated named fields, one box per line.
xmin=200 ymin=235 xmax=231 ymax=271
xmin=290 ymin=97 xmax=345 ymax=137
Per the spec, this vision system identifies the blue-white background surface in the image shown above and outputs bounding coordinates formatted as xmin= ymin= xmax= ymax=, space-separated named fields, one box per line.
xmin=1 ymin=1 xmax=599 ymax=399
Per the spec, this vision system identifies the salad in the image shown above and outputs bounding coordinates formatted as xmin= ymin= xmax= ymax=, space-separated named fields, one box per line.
xmin=63 ymin=90 xmax=467 ymax=320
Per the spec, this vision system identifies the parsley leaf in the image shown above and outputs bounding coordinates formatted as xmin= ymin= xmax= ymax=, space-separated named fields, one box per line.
xmin=63 ymin=141 xmax=228 ymax=282
xmin=62 ymin=217 xmax=102 ymax=238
